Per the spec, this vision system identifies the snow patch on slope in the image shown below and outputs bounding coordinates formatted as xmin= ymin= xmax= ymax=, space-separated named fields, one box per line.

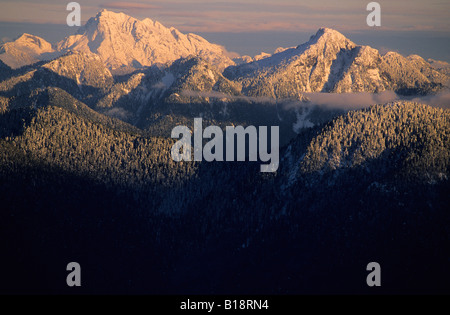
xmin=293 ymin=107 xmax=314 ymax=133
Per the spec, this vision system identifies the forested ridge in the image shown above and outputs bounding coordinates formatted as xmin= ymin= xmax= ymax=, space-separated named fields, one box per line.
xmin=0 ymin=95 xmax=449 ymax=294
xmin=300 ymin=102 xmax=450 ymax=181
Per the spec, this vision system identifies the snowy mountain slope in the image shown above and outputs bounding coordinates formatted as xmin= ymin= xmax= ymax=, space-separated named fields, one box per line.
xmin=97 ymin=56 xmax=243 ymax=125
xmin=428 ymin=59 xmax=450 ymax=76
xmin=381 ymin=52 xmax=448 ymax=95
xmin=407 ymin=55 xmax=448 ymax=83
xmin=0 ymin=34 xmax=60 ymax=69
xmin=233 ymin=47 xmax=294 ymax=65
xmin=42 ymin=51 xmax=113 ymax=91
xmin=57 ymin=10 xmax=234 ymax=71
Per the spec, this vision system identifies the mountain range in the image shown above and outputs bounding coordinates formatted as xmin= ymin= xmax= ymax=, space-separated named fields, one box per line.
xmin=0 ymin=10 xmax=234 ymax=72
xmin=1 ymin=10 xmax=448 ymax=93
xmin=1 ymin=10 xmax=449 ymax=143
xmin=0 ymin=10 xmax=449 ymax=294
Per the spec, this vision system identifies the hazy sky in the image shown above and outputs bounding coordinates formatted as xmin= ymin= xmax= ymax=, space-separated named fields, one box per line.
xmin=0 ymin=0 xmax=449 ymax=60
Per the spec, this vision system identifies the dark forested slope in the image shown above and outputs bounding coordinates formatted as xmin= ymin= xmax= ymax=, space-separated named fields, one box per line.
xmin=0 ymin=99 xmax=449 ymax=294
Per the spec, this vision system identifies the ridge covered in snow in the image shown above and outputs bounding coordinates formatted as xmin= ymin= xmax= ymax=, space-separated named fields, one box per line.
xmin=0 ymin=33 xmax=58 ymax=69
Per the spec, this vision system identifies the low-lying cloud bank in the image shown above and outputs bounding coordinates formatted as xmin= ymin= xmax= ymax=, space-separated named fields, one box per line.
xmin=297 ymin=91 xmax=450 ymax=110
xmin=301 ymin=91 xmax=399 ymax=110
xmin=181 ymin=89 xmax=450 ymax=110
xmin=103 ymin=107 xmax=132 ymax=120
xmin=180 ymin=90 xmax=275 ymax=103
xmin=406 ymin=91 xmax=450 ymax=109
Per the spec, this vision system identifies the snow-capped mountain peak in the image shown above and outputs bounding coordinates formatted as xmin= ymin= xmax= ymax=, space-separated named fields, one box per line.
xmin=57 ymin=9 xmax=234 ymax=71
